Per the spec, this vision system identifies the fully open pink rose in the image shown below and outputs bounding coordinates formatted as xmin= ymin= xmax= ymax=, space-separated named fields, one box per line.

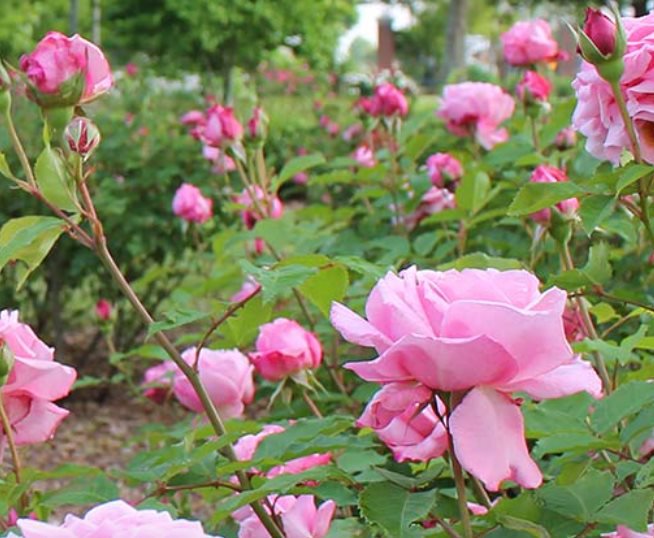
xmin=426 ymin=153 xmax=463 ymax=187
xmin=20 ymin=31 xmax=113 ymax=106
xmin=358 ymin=382 xmax=448 ymax=462
xmin=528 ymin=165 xmax=579 ymax=224
xmin=572 ymin=13 xmax=654 ymax=164
xmin=237 ymin=495 xmax=335 ymax=538
xmin=173 ymin=348 xmax=254 ymax=418
xmin=332 ymin=267 xmax=602 ymax=491
xmin=516 ymin=71 xmax=552 ymax=103
xmin=603 ymin=525 xmax=654 ymax=538
xmin=500 ymin=19 xmax=560 ymax=66
xmin=172 ymin=183 xmax=213 ymax=224
xmin=250 ymin=318 xmax=322 ymax=381
xmin=0 ymin=310 xmax=76 ymax=445
xmin=438 ymin=82 xmax=515 ymax=150
xmin=17 ymin=499 xmax=220 ymax=537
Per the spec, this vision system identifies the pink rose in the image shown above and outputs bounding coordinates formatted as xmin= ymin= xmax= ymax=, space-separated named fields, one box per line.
xmin=425 ymin=153 xmax=463 ymax=187
xmin=342 ymin=122 xmax=364 ymax=142
xmin=173 ymin=347 xmax=254 ymax=419
xmin=17 ymin=499 xmax=219 ymax=537
xmin=331 ymin=267 xmax=602 ymax=491
xmin=583 ymin=8 xmax=617 ymax=57
xmin=528 ymin=165 xmax=579 ymax=224
xmin=64 ymin=116 xmax=101 ymax=159
xmin=202 ymin=104 xmax=243 ymax=147
xmin=369 ymin=82 xmax=409 ymax=117
xmin=237 ymin=495 xmax=335 ymax=538
xmin=142 ymin=360 xmax=178 ymax=404
xmin=516 ymin=71 xmax=552 ymax=103
xmin=20 ymin=31 xmax=113 ymax=106
xmin=353 ymin=145 xmax=376 ymax=168
xmin=500 ymin=19 xmax=560 ymax=66
xmin=95 ymin=299 xmax=112 ymax=321
xmin=247 ymin=106 xmax=267 ymax=141
xmin=555 ymin=127 xmax=577 ymax=150
xmin=0 ymin=310 xmax=76 ymax=445
xmin=572 ymin=13 xmax=654 ymax=163
xmin=250 ymin=318 xmax=322 ymax=381
xmin=235 ymin=186 xmax=283 ymax=230
xmin=438 ymin=82 xmax=515 ymax=150
xmin=602 ymin=525 xmax=654 ymax=538
xmin=230 ymin=277 xmax=261 ymax=303
xmin=233 ymin=423 xmax=331 ymax=478
xmin=172 ymin=183 xmax=213 ymax=224
xmin=407 ymin=187 xmax=457 ymax=230
xmin=358 ymin=382 xmax=448 ymax=462
xmin=125 ymin=63 xmax=139 ymax=77
xmin=293 ymin=171 xmax=309 ymax=185
xmin=203 ymin=146 xmax=236 ymax=174
xmin=181 ymin=110 xmax=206 ymax=127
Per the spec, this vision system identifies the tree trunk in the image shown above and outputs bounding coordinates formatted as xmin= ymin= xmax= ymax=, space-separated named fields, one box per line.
xmin=69 ymin=0 xmax=79 ymax=34
xmin=437 ymin=0 xmax=468 ymax=85
xmin=92 ymin=0 xmax=102 ymax=44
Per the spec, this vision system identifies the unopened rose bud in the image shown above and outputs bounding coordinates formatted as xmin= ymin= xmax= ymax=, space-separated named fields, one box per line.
xmin=576 ymin=6 xmax=626 ymax=83
xmin=95 ymin=299 xmax=113 ymax=321
xmin=64 ymin=116 xmax=101 ymax=160
xmin=583 ymin=8 xmax=616 ymax=56
xmin=0 ymin=339 xmax=15 ymax=386
xmin=247 ymin=106 xmax=268 ymax=143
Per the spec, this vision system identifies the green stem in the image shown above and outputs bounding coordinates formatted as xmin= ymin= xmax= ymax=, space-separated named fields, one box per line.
xmin=4 ymin=106 xmax=36 ymax=187
xmin=301 ymin=389 xmax=323 ymax=418
xmin=0 ymin=396 xmax=21 ymax=484
xmin=559 ymin=243 xmax=612 ymax=394
xmin=529 ymin=115 xmax=541 ymax=153
xmin=448 ymin=392 xmax=473 ymax=538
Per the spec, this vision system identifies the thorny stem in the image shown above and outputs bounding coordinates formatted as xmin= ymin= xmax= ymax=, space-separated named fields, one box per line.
xmin=435 ymin=516 xmax=463 ymax=538
xmin=448 ymin=392 xmax=474 ymax=538
xmin=0 ymin=397 xmax=21 ymax=484
xmin=559 ymin=243 xmax=612 ymax=394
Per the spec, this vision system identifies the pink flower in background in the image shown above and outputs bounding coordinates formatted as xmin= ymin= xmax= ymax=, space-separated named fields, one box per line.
xmin=247 ymin=106 xmax=267 ymax=140
xmin=230 ymin=277 xmax=261 ymax=303
xmin=125 ymin=62 xmax=138 ymax=77
xmin=0 ymin=310 xmax=76 ymax=445
xmin=173 ymin=348 xmax=254 ymax=419
xmin=20 ymin=31 xmax=113 ymax=106
xmin=172 ymin=183 xmax=213 ymax=224
xmin=602 ymin=525 xmax=654 ymax=538
xmin=16 ymin=499 xmax=219 ymax=537
xmin=142 ymin=360 xmax=178 ymax=404
xmin=233 ymin=424 xmax=331 ymax=478
xmin=438 ymin=82 xmax=515 ymax=150
xmin=358 ymin=382 xmax=448 ymax=462
xmin=555 ymin=127 xmax=577 ymax=150
xmin=407 ymin=186 xmax=457 ymax=230
xmin=250 ymin=318 xmax=323 ymax=381
xmin=501 ymin=19 xmax=560 ymax=66
xmin=235 ymin=186 xmax=283 ymax=229
xmin=342 ymin=122 xmax=364 ymax=142
xmin=369 ymin=82 xmax=409 ymax=117
xmin=237 ymin=495 xmax=335 ymax=538
xmin=426 ymin=153 xmax=463 ymax=187
xmin=331 ymin=267 xmax=602 ymax=491
xmin=202 ymin=104 xmax=243 ymax=147
xmin=95 ymin=299 xmax=112 ymax=321
xmin=516 ymin=70 xmax=552 ymax=102
xmin=353 ymin=145 xmax=376 ymax=168
xmin=293 ymin=171 xmax=309 ymax=185
xmin=572 ymin=13 xmax=654 ymax=164
xmin=181 ymin=110 xmax=206 ymax=127
xmin=528 ymin=165 xmax=579 ymax=224
xmin=203 ymin=145 xmax=236 ymax=174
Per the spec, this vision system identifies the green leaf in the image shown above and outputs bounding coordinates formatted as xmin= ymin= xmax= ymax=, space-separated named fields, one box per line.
xmin=35 ymin=146 xmax=78 ymax=211
xmin=299 ymin=263 xmax=349 ymax=316
xmin=533 ymin=432 xmax=615 ymax=457
xmin=275 ymin=153 xmax=326 ymax=189
xmin=0 ymin=216 xmax=67 ymax=289
xmin=239 ymin=259 xmax=318 ymax=303
xmin=0 ymin=152 xmax=16 ymax=180
xmin=579 ymin=195 xmax=614 ymax=235
xmin=595 ymin=489 xmax=654 ymax=531
xmin=147 ymin=308 xmax=209 ymax=339
xmin=438 ymin=252 xmax=522 ymax=271
xmin=508 ymin=182 xmax=584 ymax=217
xmin=536 ymin=469 xmax=613 ymax=521
xmin=497 ymin=515 xmax=551 ymax=538
xmin=456 ymin=170 xmax=490 ymax=213
xmin=548 ymin=243 xmax=612 ymax=290
xmin=224 ymin=295 xmax=272 ymax=347
xmin=359 ymin=482 xmax=435 ymax=537
xmin=615 ymin=163 xmax=653 ymax=194
xmin=41 ymin=474 xmax=119 ymax=508
xmin=592 ymin=381 xmax=654 ymax=434
xmin=325 ymin=518 xmax=371 ymax=538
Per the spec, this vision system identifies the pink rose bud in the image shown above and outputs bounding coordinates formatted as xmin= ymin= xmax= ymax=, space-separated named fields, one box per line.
xmin=172 ymin=183 xmax=213 ymax=224
xmin=235 ymin=186 xmax=283 ymax=229
xmin=583 ymin=8 xmax=617 ymax=57
xmin=528 ymin=165 xmax=578 ymax=224
xmin=125 ymin=63 xmax=138 ymax=77
xmin=247 ymin=106 xmax=268 ymax=142
xmin=425 ymin=152 xmax=463 ymax=187
xmin=0 ymin=310 xmax=76 ymax=445
xmin=16 ymin=500 xmax=219 ymax=537
xmin=19 ymin=32 xmax=113 ymax=107
xmin=173 ymin=348 xmax=254 ymax=419
xmin=95 ymin=299 xmax=112 ymax=321
xmin=202 ymin=104 xmax=243 ymax=147
xmin=230 ymin=277 xmax=261 ymax=303
xmin=64 ymin=116 xmax=101 ymax=160
xmin=554 ymin=127 xmax=577 ymax=150
xmin=516 ymin=71 xmax=552 ymax=103
xmin=250 ymin=318 xmax=323 ymax=381
xmin=371 ymin=82 xmax=409 ymax=117
xmin=353 ymin=145 xmax=376 ymax=168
